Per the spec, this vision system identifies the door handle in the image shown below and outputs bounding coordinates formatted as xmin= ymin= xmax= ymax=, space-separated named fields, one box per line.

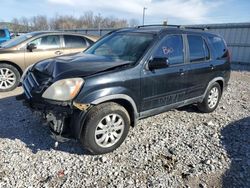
xmin=179 ymin=69 xmax=185 ymax=76
xmin=210 ymin=64 xmax=214 ymax=70
xmin=55 ymin=51 xmax=63 ymax=55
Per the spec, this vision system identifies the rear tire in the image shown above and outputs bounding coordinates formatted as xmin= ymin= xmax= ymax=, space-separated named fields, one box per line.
xmin=198 ymin=82 xmax=222 ymax=113
xmin=80 ymin=102 xmax=130 ymax=155
xmin=0 ymin=64 xmax=20 ymax=92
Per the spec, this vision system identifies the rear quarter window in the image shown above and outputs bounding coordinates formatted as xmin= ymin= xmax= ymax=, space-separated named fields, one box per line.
xmin=0 ymin=30 xmax=6 ymax=38
xmin=208 ymin=36 xmax=228 ymax=60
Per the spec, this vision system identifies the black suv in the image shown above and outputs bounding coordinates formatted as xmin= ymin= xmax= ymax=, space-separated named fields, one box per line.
xmin=18 ymin=25 xmax=231 ymax=154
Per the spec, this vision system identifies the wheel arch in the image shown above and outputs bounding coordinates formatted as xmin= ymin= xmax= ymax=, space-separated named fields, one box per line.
xmin=0 ymin=60 xmax=23 ymax=76
xmin=91 ymin=94 xmax=139 ymax=127
xmin=203 ymin=77 xmax=225 ymax=99
xmin=216 ymin=79 xmax=224 ymax=93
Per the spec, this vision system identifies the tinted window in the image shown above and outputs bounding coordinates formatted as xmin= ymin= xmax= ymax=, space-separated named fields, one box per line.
xmin=0 ymin=30 xmax=6 ymax=37
xmin=208 ymin=36 xmax=227 ymax=59
xmin=154 ymin=35 xmax=184 ymax=65
xmin=188 ymin=35 xmax=209 ymax=62
xmin=64 ymin=35 xmax=87 ymax=48
xmin=30 ymin=35 xmax=60 ymax=50
xmin=85 ymin=33 xmax=154 ymax=62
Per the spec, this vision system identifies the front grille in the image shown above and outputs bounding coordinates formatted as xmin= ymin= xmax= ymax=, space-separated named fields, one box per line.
xmin=23 ymin=72 xmax=39 ymax=99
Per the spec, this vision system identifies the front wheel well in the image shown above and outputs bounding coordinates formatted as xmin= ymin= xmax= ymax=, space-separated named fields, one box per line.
xmin=0 ymin=61 xmax=23 ymax=75
xmin=99 ymin=99 xmax=137 ymax=127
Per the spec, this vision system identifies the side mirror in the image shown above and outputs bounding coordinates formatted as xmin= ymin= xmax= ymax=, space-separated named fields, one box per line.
xmin=148 ymin=57 xmax=169 ymax=70
xmin=27 ymin=43 xmax=37 ymax=52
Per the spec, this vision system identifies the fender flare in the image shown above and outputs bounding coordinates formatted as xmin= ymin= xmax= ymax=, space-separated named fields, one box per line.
xmin=202 ymin=77 xmax=225 ymax=99
xmin=91 ymin=94 xmax=139 ymax=115
xmin=74 ymin=94 xmax=139 ymax=138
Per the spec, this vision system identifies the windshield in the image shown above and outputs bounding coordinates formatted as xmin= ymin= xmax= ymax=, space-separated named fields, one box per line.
xmin=85 ymin=32 xmax=155 ymax=63
xmin=0 ymin=33 xmax=34 ymax=48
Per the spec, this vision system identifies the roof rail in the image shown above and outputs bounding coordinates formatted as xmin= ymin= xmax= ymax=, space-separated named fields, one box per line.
xmin=137 ymin=24 xmax=208 ymax=31
xmin=137 ymin=24 xmax=181 ymax=28
xmin=184 ymin=26 xmax=209 ymax=31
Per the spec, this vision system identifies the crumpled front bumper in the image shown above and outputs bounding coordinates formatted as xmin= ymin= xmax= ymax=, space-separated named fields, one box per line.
xmin=18 ymin=71 xmax=91 ymax=141
xmin=17 ymin=93 xmax=75 ymax=139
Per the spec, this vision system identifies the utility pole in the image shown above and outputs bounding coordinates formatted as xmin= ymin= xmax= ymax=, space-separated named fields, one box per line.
xmin=142 ymin=7 xmax=147 ymax=25
xmin=98 ymin=13 xmax=101 ymax=36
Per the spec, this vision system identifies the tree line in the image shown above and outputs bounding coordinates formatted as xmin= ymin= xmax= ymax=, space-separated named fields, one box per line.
xmin=9 ymin=12 xmax=140 ymax=32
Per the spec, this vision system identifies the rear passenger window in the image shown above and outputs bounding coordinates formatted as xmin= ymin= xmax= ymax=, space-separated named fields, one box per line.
xmin=64 ymin=35 xmax=87 ymax=48
xmin=188 ymin=35 xmax=209 ymax=62
xmin=208 ymin=36 xmax=227 ymax=60
xmin=153 ymin=35 xmax=184 ymax=65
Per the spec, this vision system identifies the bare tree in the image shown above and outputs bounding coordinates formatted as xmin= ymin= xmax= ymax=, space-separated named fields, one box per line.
xmin=9 ymin=12 xmax=130 ymax=32
xmin=11 ymin=18 xmax=20 ymax=32
xmin=78 ymin=11 xmax=94 ymax=28
xmin=31 ymin=16 xmax=49 ymax=30
xmin=19 ymin=17 xmax=30 ymax=32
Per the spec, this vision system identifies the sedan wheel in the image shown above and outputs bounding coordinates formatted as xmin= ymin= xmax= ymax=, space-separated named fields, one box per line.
xmin=0 ymin=64 xmax=20 ymax=92
xmin=0 ymin=68 xmax=17 ymax=90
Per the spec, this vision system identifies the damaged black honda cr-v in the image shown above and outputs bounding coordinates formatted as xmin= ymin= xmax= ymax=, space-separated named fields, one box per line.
xmin=18 ymin=25 xmax=231 ymax=154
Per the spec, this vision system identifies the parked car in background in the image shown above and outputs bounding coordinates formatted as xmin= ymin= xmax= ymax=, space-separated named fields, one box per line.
xmin=18 ymin=25 xmax=231 ymax=155
xmin=0 ymin=29 xmax=11 ymax=44
xmin=0 ymin=31 xmax=98 ymax=92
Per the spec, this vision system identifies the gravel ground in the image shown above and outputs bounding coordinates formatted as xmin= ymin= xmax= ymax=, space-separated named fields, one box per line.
xmin=0 ymin=69 xmax=249 ymax=188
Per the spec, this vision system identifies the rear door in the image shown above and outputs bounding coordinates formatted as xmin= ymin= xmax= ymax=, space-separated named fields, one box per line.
xmin=185 ymin=34 xmax=212 ymax=98
xmin=62 ymin=35 xmax=90 ymax=55
xmin=141 ymin=34 xmax=189 ymax=112
xmin=24 ymin=34 xmax=63 ymax=67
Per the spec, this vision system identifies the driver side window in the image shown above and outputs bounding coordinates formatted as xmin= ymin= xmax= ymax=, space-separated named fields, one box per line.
xmin=153 ymin=35 xmax=184 ymax=65
xmin=29 ymin=35 xmax=60 ymax=50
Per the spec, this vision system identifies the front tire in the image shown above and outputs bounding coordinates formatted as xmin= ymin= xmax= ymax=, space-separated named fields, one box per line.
xmin=198 ymin=82 xmax=222 ymax=113
xmin=80 ymin=102 xmax=130 ymax=155
xmin=0 ymin=64 xmax=20 ymax=92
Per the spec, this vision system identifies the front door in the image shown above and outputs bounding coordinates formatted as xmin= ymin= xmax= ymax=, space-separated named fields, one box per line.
xmin=24 ymin=35 xmax=63 ymax=67
xmin=141 ymin=34 xmax=188 ymax=113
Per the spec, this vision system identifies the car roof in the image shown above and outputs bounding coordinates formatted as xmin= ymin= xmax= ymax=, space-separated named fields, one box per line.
xmin=26 ymin=31 xmax=99 ymax=41
xmin=30 ymin=31 xmax=84 ymax=35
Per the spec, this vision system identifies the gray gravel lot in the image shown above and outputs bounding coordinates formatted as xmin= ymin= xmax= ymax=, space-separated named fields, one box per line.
xmin=0 ymin=69 xmax=249 ymax=188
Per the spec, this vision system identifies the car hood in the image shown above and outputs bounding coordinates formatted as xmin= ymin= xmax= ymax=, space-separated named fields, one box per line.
xmin=33 ymin=53 xmax=131 ymax=80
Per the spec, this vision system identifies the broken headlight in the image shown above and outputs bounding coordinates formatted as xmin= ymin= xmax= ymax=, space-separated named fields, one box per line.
xmin=42 ymin=78 xmax=84 ymax=101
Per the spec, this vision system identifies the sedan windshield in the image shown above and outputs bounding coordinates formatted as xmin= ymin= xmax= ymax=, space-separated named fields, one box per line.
xmin=0 ymin=33 xmax=34 ymax=48
xmin=85 ymin=32 xmax=155 ymax=63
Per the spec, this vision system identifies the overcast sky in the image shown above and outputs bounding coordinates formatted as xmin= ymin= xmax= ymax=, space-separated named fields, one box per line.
xmin=0 ymin=0 xmax=250 ymax=24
